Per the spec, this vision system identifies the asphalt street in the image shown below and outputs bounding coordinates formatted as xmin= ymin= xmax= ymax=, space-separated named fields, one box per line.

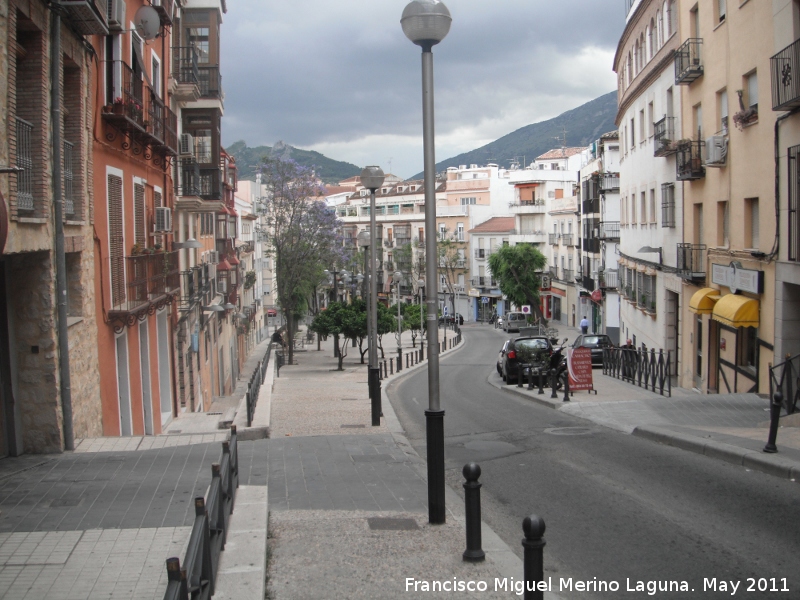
xmin=389 ymin=324 xmax=800 ymax=599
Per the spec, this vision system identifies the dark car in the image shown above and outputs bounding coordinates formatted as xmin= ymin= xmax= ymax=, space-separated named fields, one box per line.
xmin=439 ymin=313 xmax=464 ymax=325
xmin=498 ymin=336 xmax=553 ymax=384
xmin=572 ymin=334 xmax=615 ymax=366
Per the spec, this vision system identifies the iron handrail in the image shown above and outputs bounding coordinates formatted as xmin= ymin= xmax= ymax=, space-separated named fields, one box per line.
xmin=602 ymin=347 xmax=672 ymax=397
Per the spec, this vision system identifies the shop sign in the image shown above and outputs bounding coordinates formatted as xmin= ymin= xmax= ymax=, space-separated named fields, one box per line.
xmin=590 ymin=289 xmax=602 ymax=303
xmin=711 ymin=261 xmax=764 ymax=294
xmin=567 ymin=347 xmax=593 ymax=391
xmin=468 ymin=288 xmax=481 ymax=297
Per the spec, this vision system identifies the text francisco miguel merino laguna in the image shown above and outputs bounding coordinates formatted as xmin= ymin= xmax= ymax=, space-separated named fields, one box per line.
xmin=405 ymin=576 xmax=764 ymax=595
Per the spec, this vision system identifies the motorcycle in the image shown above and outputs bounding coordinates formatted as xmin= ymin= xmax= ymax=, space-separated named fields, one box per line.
xmin=522 ymin=337 xmax=569 ymax=390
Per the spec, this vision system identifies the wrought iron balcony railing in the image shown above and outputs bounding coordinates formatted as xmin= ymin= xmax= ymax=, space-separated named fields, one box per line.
xmin=675 ymin=38 xmax=703 ymax=85
xmin=676 ymin=140 xmax=705 ymax=181
xmin=108 ymin=250 xmax=181 ymax=324
xmin=198 ymin=66 xmax=223 ymax=99
xmin=63 ymin=140 xmax=75 ymax=218
xmin=57 ymin=0 xmax=108 ymax=35
xmin=600 ymin=172 xmax=619 ymax=192
xmin=653 ymin=116 xmax=678 ymax=157
xmin=771 ymin=37 xmax=800 ymax=111
xmin=561 ymin=234 xmax=575 ymax=247
xmin=475 ymin=248 xmax=486 ymax=259
xmin=172 ymin=46 xmax=200 ymax=86
xmin=677 ymin=243 xmax=707 ymax=281
xmin=598 ymin=222 xmax=620 ymax=240
xmin=548 ymin=233 xmax=560 ymax=245
xmin=599 ymin=269 xmax=618 ymax=289
xmin=15 ymin=117 xmax=34 ymax=212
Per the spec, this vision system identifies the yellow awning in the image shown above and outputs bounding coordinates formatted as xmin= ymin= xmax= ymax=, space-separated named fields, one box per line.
xmin=688 ymin=288 xmax=720 ymax=314
xmin=711 ymin=294 xmax=759 ymax=328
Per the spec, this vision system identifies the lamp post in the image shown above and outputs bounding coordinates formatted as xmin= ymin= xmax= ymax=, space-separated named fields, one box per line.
xmin=402 ymin=0 xmax=451 ymax=525
xmin=323 ymin=267 xmax=348 ymax=357
xmin=418 ymin=278 xmax=425 ymax=359
xmin=360 ymin=167 xmax=385 ymax=426
xmin=393 ymin=270 xmax=404 ymax=367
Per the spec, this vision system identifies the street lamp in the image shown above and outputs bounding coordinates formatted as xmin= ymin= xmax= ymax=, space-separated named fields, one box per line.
xmin=401 ymin=0 xmax=451 ymax=525
xmin=393 ymin=270 xmax=404 ymax=366
xmin=361 ymin=166 xmax=385 ymax=426
xmin=418 ymin=278 xmax=425 ymax=358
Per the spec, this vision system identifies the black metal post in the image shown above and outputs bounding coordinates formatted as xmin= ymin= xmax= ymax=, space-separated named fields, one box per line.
xmin=563 ymin=370 xmax=570 ymax=402
xmin=390 ymin=360 xmax=394 ymax=375
xmin=764 ymin=390 xmax=782 ymax=453
xmin=538 ymin=369 xmax=545 ymax=394
xmin=522 ymin=514 xmax=546 ymax=600
xmin=462 ymin=463 xmax=485 ymax=562
xmin=426 ymin=409 xmax=446 ymax=523
xmin=550 ymin=368 xmax=558 ymax=399
xmin=398 ymin=348 xmax=403 ymax=371
xmin=518 ymin=366 xmax=525 ymax=388
xmin=370 ymin=367 xmax=381 ymax=426
xmin=420 ymin=343 xmax=424 ymax=361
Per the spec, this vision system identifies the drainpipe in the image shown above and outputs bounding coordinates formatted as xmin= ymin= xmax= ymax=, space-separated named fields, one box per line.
xmin=51 ymin=12 xmax=74 ymax=450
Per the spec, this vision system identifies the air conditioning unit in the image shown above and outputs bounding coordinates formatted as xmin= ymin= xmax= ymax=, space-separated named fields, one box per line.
xmin=207 ymin=263 xmax=216 ymax=281
xmin=217 ymin=278 xmax=228 ymax=294
xmin=207 ymin=250 xmax=219 ymax=264
xmin=179 ymin=133 xmax=194 ymax=157
xmin=154 ymin=206 xmax=172 ymax=232
xmin=107 ymin=0 xmax=125 ymax=32
xmin=704 ymin=135 xmax=728 ymax=167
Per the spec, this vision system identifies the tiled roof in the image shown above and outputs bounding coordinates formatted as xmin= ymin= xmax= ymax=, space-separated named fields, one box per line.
xmin=468 ymin=217 xmax=516 ymax=234
xmin=536 ymin=147 xmax=584 ymax=160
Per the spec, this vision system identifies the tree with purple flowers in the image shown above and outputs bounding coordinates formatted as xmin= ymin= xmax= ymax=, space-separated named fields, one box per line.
xmin=260 ymin=157 xmax=344 ymax=365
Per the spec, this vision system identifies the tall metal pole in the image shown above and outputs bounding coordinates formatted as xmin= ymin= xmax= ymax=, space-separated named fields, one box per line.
xmin=368 ymin=193 xmax=380 ymax=425
xmin=422 ymin=46 xmax=445 ymax=524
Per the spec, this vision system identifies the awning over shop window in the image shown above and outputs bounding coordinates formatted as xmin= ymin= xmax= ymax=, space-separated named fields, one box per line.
xmin=688 ymin=287 xmax=720 ymax=314
xmin=711 ymin=294 xmax=759 ymax=328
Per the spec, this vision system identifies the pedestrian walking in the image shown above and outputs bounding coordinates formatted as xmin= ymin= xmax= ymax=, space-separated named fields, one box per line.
xmin=580 ymin=316 xmax=589 ymax=335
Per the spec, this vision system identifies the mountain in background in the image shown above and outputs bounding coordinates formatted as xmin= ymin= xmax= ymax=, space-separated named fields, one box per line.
xmin=226 ymin=140 xmax=362 ymax=184
xmin=410 ymin=91 xmax=618 ymax=179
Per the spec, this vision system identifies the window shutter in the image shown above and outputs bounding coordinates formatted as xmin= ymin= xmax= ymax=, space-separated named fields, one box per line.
xmin=154 ymin=190 xmax=162 ymax=208
xmin=134 ymin=182 xmax=146 ymax=246
xmin=108 ymin=174 xmax=126 ymax=306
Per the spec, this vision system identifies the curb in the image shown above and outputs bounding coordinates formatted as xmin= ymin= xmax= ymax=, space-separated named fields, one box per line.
xmin=632 ymin=425 xmax=800 ymax=482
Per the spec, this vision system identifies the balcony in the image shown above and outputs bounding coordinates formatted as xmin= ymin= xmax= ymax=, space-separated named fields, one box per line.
xmin=561 ymin=234 xmax=575 ymax=247
xmin=653 ymin=116 xmax=678 ymax=157
xmin=562 ymin=269 xmax=574 ymax=283
xmin=581 ymin=276 xmax=595 ymax=291
xmin=583 ymin=237 xmax=600 ymax=254
xmin=108 ymin=250 xmax=181 ymax=327
xmin=471 ymin=276 xmax=494 ymax=287
xmin=57 ymin=0 xmax=108 ymax=35
xmin=599 ymin=269 xmax=618 ymax=289
xmin=198 ymin=168 xmax=223 ymax=201
xmin=509 ymin=199 xmax=546 ymax=214
xmin=63 ymin=141 xmax=75 ymax=218
xmin=548 ymin=233 xmax=560 ymax=245
xmin=383 ymin=239 xmax=394 ymax=248
xmin=677 ymin=243 xmax=707 ymax=281
xmin=150 ymin=0 xmax=174 ymax=26
xmin=172 ymin=46 xmax=200 ymax=101
xmin=395 ymin=237 xmax=411 ymax=248
xmin=198 ymin=66 xmax=223 ymax=100
xmin=675 ymin=38 xmax=703 ymax=85
xmin=676 ymin=140 xmax=705 ymax=181
xmin=549 ymin=266 xmax=559 ymax=281
xmin=600 ymin=172 xmax=619 ymax=192
xmin=771 ymin=38 xmax=800 ymax=111
xmin=179 ymin=264 xmax=214 ymax=312
xmin=515 ymin=231 xmax=547 ymax=244
xmin=474 ymin=248 xmax=487 ymax=259
xmin=598 ymin=222 xmax=620 ymax=240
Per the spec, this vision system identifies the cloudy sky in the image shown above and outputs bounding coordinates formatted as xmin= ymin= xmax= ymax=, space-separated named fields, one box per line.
xmin=221 ymin=1 xmax=624 ymax=179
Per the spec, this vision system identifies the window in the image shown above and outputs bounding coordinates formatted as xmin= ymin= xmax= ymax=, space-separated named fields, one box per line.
xmin=460 ymin=197 xmax=476 ymax=205
xmin=746 ymin=71 xmax=759 ymax=113
xmin=694 ymin=204 xmax=704 ymax=244
xmin=649 ymin=189 xmax=656 ymax=224
xmin=188 ymin=27 xmax=210 ymax=63
xmin=631 ymin=192 xmax=637 ymax=223
xmin=745 ymin=198 xmax=759 ymax=249
xmin=737 ymin=326 xmax=757 ymax=370
xmin=719 ymin=89 xmax=728 ymax=133
xmin=134 ymin=181 xmax=146 ymax=247
xmin=438 ymin=223 xmax=446 ymax=240
xmin=457 ymin=222 xmax=464 ymax=241
xmin=630 ymin=118 xmax=635 ymax=147
xmin=152 ymin=54 xmax=161 ymax=97
xmin=661 ymin=183 xmax=676 ymax=228
xmin=694 ymin=103 xmax=703 ymax=140
xmin=717 ymin=201 xmax=729 ymax=247
xmin=640 ymin=191 xmax=647 ymax=224
xmin=195 ymin=129 xmax=212 ymax=163
xmin=639 ymin=109 xmax=645 ymax=144
xmin=648 ymin=102 xmax=655 ymax=138
xmin=717 ymin=0 xmax=726 ymax=23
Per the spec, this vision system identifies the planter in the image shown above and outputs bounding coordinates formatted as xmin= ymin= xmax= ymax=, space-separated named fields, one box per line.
xmin=112 ymin=104 xmax=125 ymax=115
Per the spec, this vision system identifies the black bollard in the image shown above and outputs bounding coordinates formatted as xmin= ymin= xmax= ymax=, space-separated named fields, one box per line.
xmin=527 ymin=367 xmax=534 ymax=390
xmin=390 ymin=360 xmax=394 ymax=375
xmin=462 ymin=463 xmax=485 ymax=562
xmin=522 ymin=514 xmax=546 ymax=600
xmin=518 ymin=366 xmax=525 ymax=388
xmin=538 ymin=369 xmax=545 ymax=394
xmin=420 ymin=344 xmax=424 ymax=361
xmin=397 ymin=348 xmax=403 ymax=372
xmin=764 ymin=390 xmax=783 ymax=453
xmin=562 ymin=370 xmax=570 ymax=402
xmin=550 ymin=368 xmax=558 ymax=399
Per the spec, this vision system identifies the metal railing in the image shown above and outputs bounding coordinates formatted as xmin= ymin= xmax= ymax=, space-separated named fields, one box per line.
xmin=63 ymin=140 xmax=75 ymax=217
xmin=600 ymin=172 xmax=619 ymax=191
xmin=653 ymin=116 xmax=678 ymax=157
xmin=15 ymin=117 xmax=34 ymax=211
xmin=603 ymin=348 xmax=672 ymax=397
xmin=561 ymin=234 xmax=575 ymax=247
xmin=675 ymin=38 xmax=703 ymax=85
xmin=246 ymin=343 xmax=273 ymax=426
xmin=598 ymin=221 xmax=620 ymax=240
xmin=599 ymin=269 xmax=618 ymax=289
xmin=661 ymin=182 xmax=676 ymax=227
xmin=163 ymin=428 xmax=239 ymax=600
xmin=676 ymin=140 xmax=705 ymax=180
xmin=172 ymin=46 xmax=200 ymax=85
xmin=562 ymin=269 xmax=574 ymax=283
xmin=112 ymin=250 xmax=181 ymax=312
xmin=771 ymin=37 xmax=800 ymax=111
xmin=769 ymin=353 xmax=800 ymax=416
xmin=198 ymin=66 xmax=223 ymax=99
xmin=474 ymin=248 xmax=486 ymax=259
xmin=548 ymin=233 xmax=559 ymax=245
xmin=677 ymin=243 xmax=706 ymax=280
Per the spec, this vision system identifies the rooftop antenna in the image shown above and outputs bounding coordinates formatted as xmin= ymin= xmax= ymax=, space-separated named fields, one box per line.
xmin=388 ymin=157 xmax=393 ymax=174
xmin=554 ymin=125 xmax=568 ymax=156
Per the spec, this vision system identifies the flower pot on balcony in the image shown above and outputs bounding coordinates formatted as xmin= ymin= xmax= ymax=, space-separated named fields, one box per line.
xmin=112 ymin=104 xmax=125 ymax=115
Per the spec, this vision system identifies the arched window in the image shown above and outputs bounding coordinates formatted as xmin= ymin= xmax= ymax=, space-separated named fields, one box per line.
xmin=668 ymin=0 xmax=676 ymax=38
xmin=627 ymin=51 xmax=633 ymax=86
xmin=657 ymin=10 xmax=663 ymax=48
xmin=634 ymin=40 xmax=640 ymax=73
xmin=649 ymin=19 xmax=655 ymax=57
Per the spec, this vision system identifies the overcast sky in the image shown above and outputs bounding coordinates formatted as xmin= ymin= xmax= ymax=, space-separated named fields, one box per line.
xmin=220 ymin=1 xmax=624 ymax=180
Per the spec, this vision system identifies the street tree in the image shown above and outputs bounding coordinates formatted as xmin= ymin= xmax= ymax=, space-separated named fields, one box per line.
xmin=488 ymin=243 xmax=548 ymax=324
xmin=437 ymin=230 xmax=467 ymax=318
xmin=309 ymin=301 xmax=363 ymax=371
xmin=261 ymin=157 xmax=342 ymax=365
xmin=402 ymin=302 xmax=427 ymax=347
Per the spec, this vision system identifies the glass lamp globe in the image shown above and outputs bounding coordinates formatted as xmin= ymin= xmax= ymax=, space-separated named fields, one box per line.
xmin=401 ymin=0 xmax=451 ymax=48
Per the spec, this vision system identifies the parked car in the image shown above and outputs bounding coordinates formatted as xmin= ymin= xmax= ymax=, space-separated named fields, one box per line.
xmin=498 ymin=336 xmax=553 ymax=384
xmin=439 ymin=313 xmax=464 ymax=325
xmin=502 ymin=311 xmax=528 ymax=333
xmin=571 ymin=334 xmax=615 ymax=366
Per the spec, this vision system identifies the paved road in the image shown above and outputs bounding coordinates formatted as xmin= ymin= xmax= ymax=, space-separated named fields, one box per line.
xmin=390 ymin=325 xmax=800 ymax=599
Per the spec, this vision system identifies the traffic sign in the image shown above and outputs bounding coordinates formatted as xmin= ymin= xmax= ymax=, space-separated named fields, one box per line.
xmin=443 ymin=306 xmax=449 ymax=315
xmin=521 ymin=305 xmax=531 ymax=314
xmin=481 ymin=297 xmax=489 ymax=304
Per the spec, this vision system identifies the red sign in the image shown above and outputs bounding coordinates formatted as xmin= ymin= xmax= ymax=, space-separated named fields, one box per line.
xmin=590 ymin=289 xmax=602 ymax=303
xmin=567 ymin=347 xmax=593 ymax=391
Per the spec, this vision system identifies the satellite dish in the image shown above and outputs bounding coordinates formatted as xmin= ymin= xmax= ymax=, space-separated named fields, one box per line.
xmin=133 ymin=6 xmax=160 ymax=41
